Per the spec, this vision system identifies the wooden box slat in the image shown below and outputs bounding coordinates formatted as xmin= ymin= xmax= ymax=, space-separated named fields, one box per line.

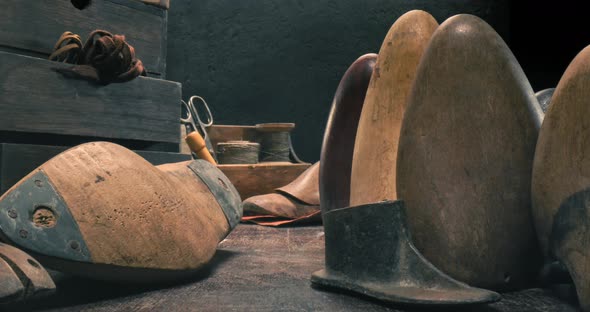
xmin=0 ymin=0 xmax=167 ymax=77
xmin=0 ymin=51 xmax=181 ymax=145
xmin=0 ymin=143 xmax=191 ymax=194
xmin=218 ymin=163 xmax=311 ymax=199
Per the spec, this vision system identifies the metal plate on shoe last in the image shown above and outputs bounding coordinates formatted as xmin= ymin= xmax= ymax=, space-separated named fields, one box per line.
xmin=0 ymin=170 xmax=91 ymax=262
xmin=188 ymin=160 xmax=242 ymax=229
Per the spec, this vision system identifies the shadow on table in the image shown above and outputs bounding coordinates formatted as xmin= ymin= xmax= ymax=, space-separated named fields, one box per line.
xmin=311 ymin=283 xmax=580 ymax=312
xmin=0 ymin=249 xmax=238 ymax=312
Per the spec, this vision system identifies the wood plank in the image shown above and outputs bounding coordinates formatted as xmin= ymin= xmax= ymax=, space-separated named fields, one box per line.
xmin=0 ymin=143 xmax=191 ymax=194
xmin=0 ymin=0 xmax=166 ymax=77
xmin=0 ymin=51 xmax=181 ymax=144
xmin=0 ymin=225 xmax=581 ymax=311
xmin=218 ymin=163 xmax=311 ymax=199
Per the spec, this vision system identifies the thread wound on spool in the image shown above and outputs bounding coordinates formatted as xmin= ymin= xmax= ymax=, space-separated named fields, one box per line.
xmin=217 ymin=141 xmax=260 ymax=164
xmin=256 ymin=123 xmax=294 ymax=162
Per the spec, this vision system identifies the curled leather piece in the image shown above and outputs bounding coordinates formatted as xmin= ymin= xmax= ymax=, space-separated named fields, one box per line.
xmin=50 ymin=30 xmax=147 ymax=84
xmin=0 ymin=243 xmax=55 ymax=303
xmin=242 ymin=162 xmax=321 ymax=226
xmin=0 ymin=142 xmax=241 ymax=283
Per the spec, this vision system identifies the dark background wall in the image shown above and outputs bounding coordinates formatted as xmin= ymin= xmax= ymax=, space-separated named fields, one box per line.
xmin=166 ymin=0 xmax=587 ymax=162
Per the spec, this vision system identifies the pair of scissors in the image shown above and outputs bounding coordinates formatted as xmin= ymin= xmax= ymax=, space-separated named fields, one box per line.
xmin=181 ymin=95 xmax=217 ymax=162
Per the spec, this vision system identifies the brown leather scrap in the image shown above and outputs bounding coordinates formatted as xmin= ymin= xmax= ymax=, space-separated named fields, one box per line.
xmin=242 ymin=162 xmax=321 ymax=226
xmin=49 ymin=30 xmax=146 ymax=84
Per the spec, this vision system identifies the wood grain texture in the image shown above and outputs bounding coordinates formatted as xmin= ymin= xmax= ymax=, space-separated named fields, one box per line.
xmin=349 ymin=10 xmax=438 ymax=205
xmin=320 ymin=54 xmax=376 ymax=213
xmin=0 ymin=52 xmax=181 ymax=144
xmin=218 ymin=163 xmax=311 ymax=199
xmin=531 ymin=45 xmax=590 ymax=311
xmin=25 ymin=142 xmax=229 ymax=272
xmin=0 ymin=143 xmax=191 ymax=194
xmin=397 ymin=14 xmax=543 ymax=290
xmin=0 ymin=0 xmax=167 ymax=76
xmin=0 ymin=225 xmax=581 ymax=312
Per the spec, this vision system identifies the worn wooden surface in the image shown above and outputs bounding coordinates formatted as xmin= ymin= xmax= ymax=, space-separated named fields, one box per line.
xmin=207 ymin=125 xmax=261 ymax=153
xmin=19 ymin=143 xmax=229 ymax=274
xmin=397 ymin=14 xmax=543 ymax=290
xmin=0 ymin=143 xmax=191 ymax=194
xmin=0 ymin=224 xmax=580 ymax=311
xmin=0 ymin=0 xmax=167 ymax=77
xmin=349 ymin=10 xmax=438 ymax=206
xmin=531 ymin=45 xmax=590 ymax=311
xmin=0 ymin=52 xmax=181 ymax=145
xmin=219 ymin=162 xmax=311 ymax=199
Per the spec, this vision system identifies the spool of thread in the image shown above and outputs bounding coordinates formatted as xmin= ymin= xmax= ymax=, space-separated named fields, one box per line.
xmin=256 ymin=123 xmax=294 ymax=162
xmin=217 ymin=141 xmax=260 ymax=164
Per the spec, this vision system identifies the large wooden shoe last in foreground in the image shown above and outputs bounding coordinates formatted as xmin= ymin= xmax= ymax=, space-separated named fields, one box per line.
xmin=0 ymin=142 xmax=242 ymax=282
xmin=532 ymin=46 xmax=590 ymax=312
xmin=397 ymin=14 xmax=544 ymax=290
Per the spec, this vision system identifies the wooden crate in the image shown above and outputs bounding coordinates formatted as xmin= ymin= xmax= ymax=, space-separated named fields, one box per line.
xmin=0 ymin=143 xmax=190 ymax=194
xmin=0 ymin=51 xmax=181 ymax=151
xmin=206 ymin=125 xmax=312 ymax=199
xmin=0 ymin=0 xmax=167 ymax=77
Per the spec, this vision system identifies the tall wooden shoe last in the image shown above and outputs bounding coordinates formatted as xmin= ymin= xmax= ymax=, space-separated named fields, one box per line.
xmin=532 ymin=45 xmax=590 ymax=312
xmin=0 ymin=142 xmax=242 ymax=282
xmin=311 ymin=12 xmax=499 ymax=306
xmin=397 ymin=14 xmax=544 ymax=290
xmin=350 ymin=10 xmax=437 ymax=206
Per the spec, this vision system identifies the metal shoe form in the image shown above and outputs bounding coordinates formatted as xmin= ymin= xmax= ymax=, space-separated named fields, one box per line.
xmin=0 ymin=242 xmax=55 ymax=303
xmin=535 ymin=88 xmax=555 ymax=113
xmin=312 ymin=50 xmax=499 ymax=306
xmin=311 ymin=201 xmax=500 ymax=306
xmin=0 ymin=141 xmax=241 ymax=283
xmin=532 ymin=45 xmax=590 ymax=312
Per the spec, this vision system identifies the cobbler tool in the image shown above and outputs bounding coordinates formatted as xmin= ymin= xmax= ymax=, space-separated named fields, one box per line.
xmin=397 ymin=14 xmax=543 ymax=290
xmin=312 ymin=48 xmax=499 ymax=306
xmin=181 ymin=95 xmax=217 ymax=164
xmin=532 ymin=45 xmax=590 ymax=311
xmin=349 ymin=10 xmax=438 ymax=206
xmin=0 ymin=142 xmax=241 ymax=282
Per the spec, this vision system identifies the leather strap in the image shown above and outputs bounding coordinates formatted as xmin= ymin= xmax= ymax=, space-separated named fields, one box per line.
xmin=49 ymin=30 xmax=146 ymax=84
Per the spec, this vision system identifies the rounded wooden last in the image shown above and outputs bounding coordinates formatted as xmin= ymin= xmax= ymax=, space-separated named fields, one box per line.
xmin=320 ymin=53 xmax=376 ymax=213
xmin=531 ymin=46 xmax=590 ymax=311
xmin=396 ymin=14 xmax=543 ymax=290
xmin=349 ymin=10 xmax=438 ymax=206
xmin=0 ymin=142 xmax=235 ymax=281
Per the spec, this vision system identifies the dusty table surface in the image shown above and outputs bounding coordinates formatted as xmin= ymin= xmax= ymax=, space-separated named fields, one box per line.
xmin=0 ymin=224 xmax=581 ymax=312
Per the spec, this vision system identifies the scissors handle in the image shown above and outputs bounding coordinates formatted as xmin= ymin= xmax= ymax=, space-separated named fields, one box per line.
xmin=189 ymin=95 xmax=213 ymax=127
xmin=180 ymin=96 xmax=217 ymax=163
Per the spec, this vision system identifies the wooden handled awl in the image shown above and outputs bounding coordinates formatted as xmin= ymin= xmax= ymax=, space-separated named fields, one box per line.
xmin=185 ymin=131 xmax=216 ymax=165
